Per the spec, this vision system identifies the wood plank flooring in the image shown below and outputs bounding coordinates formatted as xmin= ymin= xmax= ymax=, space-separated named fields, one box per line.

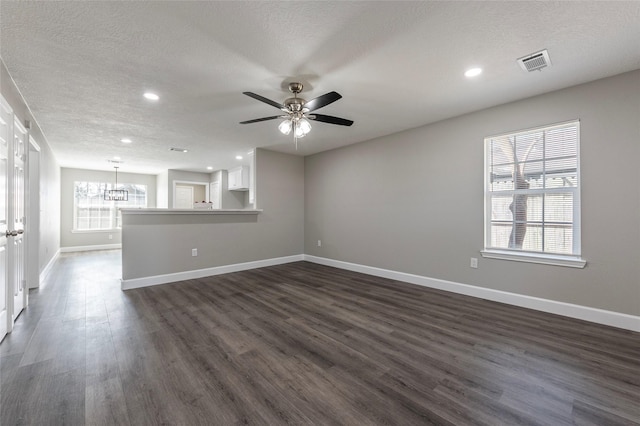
xmin=1 ymin=250 xmax=639 ymax=425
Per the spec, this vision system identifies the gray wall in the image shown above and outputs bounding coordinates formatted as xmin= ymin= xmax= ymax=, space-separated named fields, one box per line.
xmin=60 ymin=168 xmax=157 ymax=248
xmin=1 ymin=60 xmax=60 ymax=275
xmin=305 ymin=70 xmax=640 ymax=316
xmin=122 ymin=148 xmax=304 ymax=280
xmin=219 ymin=170 xmax=248 ymax=209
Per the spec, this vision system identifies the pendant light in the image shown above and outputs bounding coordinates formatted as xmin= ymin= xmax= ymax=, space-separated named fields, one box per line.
xmin=104 ymin=166 xmax=128 ymax=201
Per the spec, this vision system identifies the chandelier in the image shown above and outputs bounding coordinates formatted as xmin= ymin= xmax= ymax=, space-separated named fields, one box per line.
xmin=104 ymin=166 xmax=128 ymax=201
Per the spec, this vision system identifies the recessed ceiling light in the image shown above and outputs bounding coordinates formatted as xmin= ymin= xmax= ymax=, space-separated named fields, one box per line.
xmin=206 ymin=166 xmax=213 ymax=170
xmin=113 ymin=156 xmax=121 ymax=161
xmin=235 ymin=155 xmax=243 ymax=160
xmin=120 ymin=138 xmax=132 ymax=143
xmin=143 ymin=92 xmax=159 ymax=101
xmin=464 ymin=67 xmax=482 ymax=78
xmin=169 ymin=147 xmax=188 ymax=153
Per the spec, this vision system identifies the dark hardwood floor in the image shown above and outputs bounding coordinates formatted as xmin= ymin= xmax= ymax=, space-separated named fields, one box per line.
xmin=1 ymin=250 xmax=639 ymax=425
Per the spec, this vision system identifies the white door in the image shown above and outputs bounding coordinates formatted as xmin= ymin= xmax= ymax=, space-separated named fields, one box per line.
xmin=0 ymin=97 xmax=11 ymax=339
xmin=210 ymin=181 xmax=221 ymax=209
xmin=174 ymin=185 xmax=194 ymax=209
xmin=11 ymin=118 xmax=27 ymax=321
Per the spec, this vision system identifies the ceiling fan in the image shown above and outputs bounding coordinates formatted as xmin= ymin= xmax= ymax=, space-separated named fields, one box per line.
xmin=240 ymin=82 xmax=353 ymax=148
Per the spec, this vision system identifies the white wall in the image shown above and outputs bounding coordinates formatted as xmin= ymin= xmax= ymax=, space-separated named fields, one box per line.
xmin=305 ymin=70 xmax=640 ymax=317
xmin=156 ymin=170 xmax=168 ymax=208
xmin=60 ymin=168 xmax=157 ymax=249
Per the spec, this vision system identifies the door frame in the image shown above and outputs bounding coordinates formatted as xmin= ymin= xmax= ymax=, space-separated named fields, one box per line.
xmin=172 ymin=180 xmax=208 ymax=209
xmin=27 ymin=135 xmax=40 ymax=289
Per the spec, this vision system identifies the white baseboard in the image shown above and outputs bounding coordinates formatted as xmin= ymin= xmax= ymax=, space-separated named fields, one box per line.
xmin=117 ymin=251 xmax=639 ymax=332
xmin=121 ymin=254 xmax=305 ymax=290
xmin=304 ymin=255 xmax=640 ymax=333
xmin=60 ymin=243 xmax=122 ymax=253
xmin=38 ymin=248 xmax=61 ymax=284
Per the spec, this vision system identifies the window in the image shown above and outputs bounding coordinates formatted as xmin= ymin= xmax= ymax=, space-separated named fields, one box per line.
xmin=73 ymin=181 xmax=147 ymax=231
xmin=483 ymin=121 xmax=584 ymax=267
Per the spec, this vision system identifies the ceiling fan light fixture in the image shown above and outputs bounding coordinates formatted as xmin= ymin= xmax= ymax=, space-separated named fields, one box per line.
xmin=294 ymin=120 xmax=311 ymax=138
xmin=278 ymin=119 xmax=293 ymax=135
xmin=240 ymin=82 xmax=352 ymax=147
xmin=298 ymin=118 xmax=312 ymax=135
xmin=294 ymin=125 xmax=306 ymax=138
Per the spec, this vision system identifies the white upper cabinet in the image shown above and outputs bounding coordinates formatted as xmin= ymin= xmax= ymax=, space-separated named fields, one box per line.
xmin=227 ymin=166 xmax=250 ymax=191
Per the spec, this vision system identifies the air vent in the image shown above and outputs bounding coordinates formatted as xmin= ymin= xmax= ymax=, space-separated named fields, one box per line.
xmin=169 ymin=147 xmax=188 ymax=153
xmin=517 ymin=49 xmax=551 ymax=72
xmin=107 ymin=159 xmax=123 ymax=164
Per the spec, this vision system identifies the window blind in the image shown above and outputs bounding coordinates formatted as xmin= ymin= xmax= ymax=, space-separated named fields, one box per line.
xmin=485 ymin=121 xmax=580 ymax=256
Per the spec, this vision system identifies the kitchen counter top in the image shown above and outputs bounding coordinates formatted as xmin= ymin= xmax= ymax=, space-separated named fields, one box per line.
xmin=120 ymin=208 xmax=262 ymax=215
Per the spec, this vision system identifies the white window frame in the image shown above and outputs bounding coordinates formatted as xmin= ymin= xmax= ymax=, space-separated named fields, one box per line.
xmin=72 ymin=181 xmax=147 ymax=231
xmin=481 ymin=120 xmax=585 ymax=268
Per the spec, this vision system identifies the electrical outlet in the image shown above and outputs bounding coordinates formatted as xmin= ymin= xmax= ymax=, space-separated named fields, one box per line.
xmin=108 ymin=234 xmax=113 ymax=240
xmin=470 ymin=257 xmax=478 ymax=268
xmin=317 ymin=240 xmax=322 ymax=247
xmin=192 ymin=248 xmax=198 ymax=257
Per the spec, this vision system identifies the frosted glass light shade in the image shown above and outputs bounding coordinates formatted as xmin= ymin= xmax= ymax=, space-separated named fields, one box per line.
xmin=294 ymin=123 xmax=306 ymax=138
xmin=298 ymin=118 xmax=311 ymax=135
xmin=278 ymin=119 xmax=292 ymax=135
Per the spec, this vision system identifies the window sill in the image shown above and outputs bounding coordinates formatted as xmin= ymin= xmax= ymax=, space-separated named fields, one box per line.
xmin=480 ymin=249 xmax=586 ymax=268
xmin=71 ymin=229 xmax=120 ymax=234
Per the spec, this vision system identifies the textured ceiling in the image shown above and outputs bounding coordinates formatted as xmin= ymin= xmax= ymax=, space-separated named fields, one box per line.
xmin=1 ymin=1 xmax=639 ymax=174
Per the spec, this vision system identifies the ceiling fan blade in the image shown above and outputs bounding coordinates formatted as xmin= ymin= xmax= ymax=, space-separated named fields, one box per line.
xmin=309 ymin=114 xmax=353 ymax=126
xmin=239 ymin=116 xmax=282 ymax=124
xmin=303 ymin=91 xmax=342 ymax=112
xmin=242 ymin=92 xmax=285 ymax=110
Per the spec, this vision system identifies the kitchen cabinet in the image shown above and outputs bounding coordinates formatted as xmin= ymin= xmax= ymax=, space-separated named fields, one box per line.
xmin=228 ymin=166 xmax=250 ymax=191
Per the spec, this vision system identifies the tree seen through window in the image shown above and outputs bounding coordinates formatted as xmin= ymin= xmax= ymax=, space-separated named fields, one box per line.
xmin=485 ymin=122 xmax=580 ymax=256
